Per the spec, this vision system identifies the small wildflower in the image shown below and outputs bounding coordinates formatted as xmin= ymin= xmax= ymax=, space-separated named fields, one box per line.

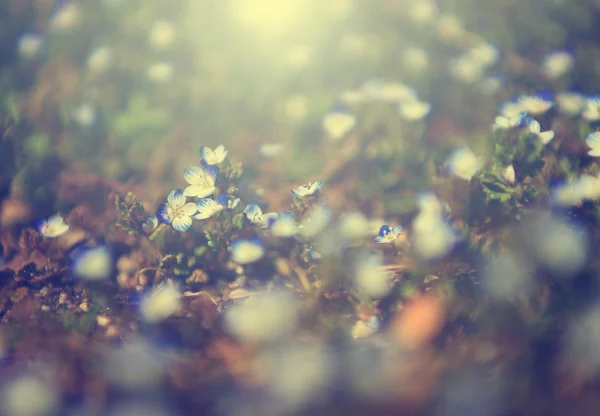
xmin=500 ymin=101 xmax=527 ymax=118
xmin=17 ymin=33 xmax=44 ymax=59
xmin=231 ymin=238 xmax=266 ymax=264
xmin=228 ymin=197 xmax=241 ymax=210
xmin=87 ymin=46 xmax=112 ymax=74
xmin=542 ymin=50 xmax=574 ymax=80
xmin=270 ymin=213 xmax=298 ymax=237
xmin=147 ymin=61 xmax=173 ymax=83
xmin=492 ymin=112 xmax=525 ymax=130
xmin=407 ymin=0 xmax=438 ymax=23
xmin=194 ymin=194 xmax=230 ymax=220
xmin=308 ymin=250 xmax=323 ymax=262
xmin=142 ymin=214 xmax=158 ymax=235
xmin=354 ymin=253 xmax=393 ymax=298
xmin=183 ymin=165 xmax=218 ymax=198
xmin=260 ymin=143 xmax=284 ymax=158
xmin=377 ymin=82 xmax=417 ymax=103
xmin=200 ymin=145 xmax=228 ymax=166
xmin=449 ymin=55 xmax=484 ymax=83
xmin=503 ymin=165 xmax=516 ymax=184
xmin=402 ymin=47 xmax=429 ymax=72
xmin=586 ymin=132 xmax=600 ymax=157
xmin=374 ymin=225 xmax=402 ymax=244
xmin=38 ymin=215 xmax=69 ymax=238
xmin=72 ymin=246 xmax=113 ymax=281
xmin=582 ymin=96 xmax=600 ymax=121
xmin=398 ymin=99 xmax=431 ymax=121
xmin=49 ymin=2 xmax=81 ymax=32
xmin=556 ymin=92 xmax=586 ymax=116
xmin=149 ymin=21 xmax=175 ymax=49
xmin=291 ymin=180 xmax=323 ymax=198
xmin=299 ymin=205 xmax=332 ymax=239
xmin=322 ymin=111 xmax=356 ymax=140
xmin=524 ymin=117 xmax=555 ymax=144
xmin=338 ymin=211 xmax=370 ymax=240
xmin=447 ymin=147 xmax=481 ymax=181
xmin=140 ymin=284 xmax=182 ymax=323
xmin=518 ymin=93 xmax=554 ymax=115
xmin=466 ymin=42 xmax=499 ymax=67
xmin=156 ymin=189 xmax=198 ymax=231
xmin=71 ymin=103 xmax=97 ymax=127
xmin=480 ymin=76 xmax=503 ymax=95
xmin=243 ymin=204 xmax=278 ymax=228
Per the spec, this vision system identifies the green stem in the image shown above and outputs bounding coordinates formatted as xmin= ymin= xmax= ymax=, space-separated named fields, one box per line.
xmin=149 ymin=223 xmax=167 ymax=241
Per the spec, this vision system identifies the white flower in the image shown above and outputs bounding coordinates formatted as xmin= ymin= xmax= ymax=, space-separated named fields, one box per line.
xmin=338 ymin=212 xmax=370 ymax=240
xmin=466 ymin=42 xmax=499 ymax=67
xmin=183 ymin=165 xmax=218 ymax=198
xmin=492 ymin=113 xmax=524 ymax=130
xmin=147 ymin=62 xmax=173 ymax=83
xmin=556 ymin=92 xmax=586 ymax=116
xmin=72 ymin=246 xmax=113 ymax=281
xmin=87 ymin=46 xmax=112 ymax=74
xmin=231 ymin=239 xmax=265 ymax=264
xmin=450 ymin=55 xmax=484 ymax=83
xmin=18 ymin=33 xmax=44 ymax=59
xmin=582 ymin=97 xmax=600 ymax=121
xmin=586 ymin=132 xmax=600 ymax=157
xmin=291 ymin=180 xmax=323 ymax=198
xmin=200 ymin=145 xmax=228 ymax=165
xmin=354 ymin=253 xmax=393 ymax=298
xmin=503 ymin=165 xmax=516 ymax=184
xmin=525 ymin=118 xmax=555 ymax=145
xmin=38 ymin=215 xmax=69 ymax=238
xmin=518 ymin=94 xmax=554 ymax=115
xmin=156 ymin=189 xmax=198 ymax=231
xmin=447 ymin=147 xmax=481 ymax=181
xmin=399 ymin=99 xmax=431 ymax=121
xmin=260 ymin=143 xmax=284 ymax=158
xmin=49 ymin=2 xmax=81 ymax=32
xmin=377 ymin=82 xmax=417 ymax=102
xmin=243 ymin=204 xmax=278 ymax=228
xmin=71 ymin=103 xmax=97 ymax=127
xmin=542 ymin=51 xmax=574 ymax=80
xmin=270 ymin=214 xmax=298 ymax=237
xmin=194 ymin=194 xmax=228 ymax=220
xmin=402 ymin=47 xmax=429 ymax=72
xmin=299 ymin=205 xmax=332 ymax=239
xmin=322 ymin=112 xmax=355 ymax=140
xmin=500 ymin=101 xmax=527 ymax=118
xmin=140 ymin=284 xmax=182 ymax=323
xmin=149 ymin=21 xmax=175 ymax=49
xmin=407 ymin=0 xmax=438 ymax=23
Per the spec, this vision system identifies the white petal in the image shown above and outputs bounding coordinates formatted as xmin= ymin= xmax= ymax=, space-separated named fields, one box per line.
xmin=184 ymin=185 xmax=214 ymax=198
xmin=180 ymin=202 xmax=198 ymax=216
xmin=166 ymin=189 xmax=186 ymax=209
xmin=172 ymin=216 xmax=193 ymax=231
xmin=195 ymin=199 xmax=222 ymax=219
xmin=231 ymin=240 xmax=265 ymax=264
xmin=538 ymin=131 xmax=555 ymax=145
xmin=183 ymin=166 xmax=207 ymax=186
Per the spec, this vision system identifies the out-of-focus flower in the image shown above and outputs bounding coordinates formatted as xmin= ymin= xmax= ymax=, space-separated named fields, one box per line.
xmin=299 ymin=205 xmax=332 ymax=239
xmin=156 ymin=189 xmax=198 ymax=231
xmin=142 ymin=214 xmax=158 ymax=235
xmin=183 ymin=165 xmax=218 ymax=198
xmin=556 ymin=92 xmax=586 ymax=116
xmin=480 ymin=76 xmax=503 ymax=95
xmin=398 ymin=99 xmax=431 ymax=121
xmin=466 ymin=42 xmax=499 ymax=67
xmin=447 ymin=147 xmax=481 ymax=181
xmin=243 ymin=204 xmax=278 ymax=228
xmin=407 ymin=0 xmax=438 ymax=23
xmin=291 ymin=180 xmax=323 ymax=198
xmin=231 ymin=238 xmax=266 ymax=264
xmin=38 ymin=215 xmax=69 ymax=238
xmin=542 ymin=50 xmax=574 ymax=80
xmin=308 ymin=250 xmax=323 ymax=262
xmin=71 ymin=103 xmax=97 ymax=127
xmin=402 ymin=47 xmax=429 ymax=72
xmin=284 ymin=95 xmax=308 ymax=121
xmin=524 ymin=117 xmax=555 ymax=144
xmin=322 ymin=111 xmax=355 ymax=140
xmin=586 ymin=132 xmax=600 ymax=157
xmin=500 ymin=101 xmax=527 ymax=118
xmin=73 ymin=246 xmax=113 ymax=281
xmin=552 ymin=174 xmax=600 ymax=205
xmin=354 ymin=253 xmax=393 ymax=298
xmin=140 ymin=284 xmax=181 ymax=323
xmin=200 ymin=145 xmax=227 ymax=166
xmin=149 ymin=21 xmax=175 ymax=49
xmin=87 ymin=46 xmax=112 ymax=74
xmin=492 ymin=112 xmax=525 ymax=130
xmin=18 ymin=33 xmax=44 ymax=59
xmin=377 ymin=82 xmax=417 ymax=103
xmin=147 ymin=62 xmax=173 ymax=83
xmin=583 ymin=96 xmax=600 ymax=121
xmin=49 ymin=2 xmax=81 ymax=32
xmin=339 ymin=212 xmax=370 ymax=240
xmin=503 ymin=165 xmax=516 ymax=184
xmin=449 ymin=55 xmax=484 ymax=83
xmin=436 ymin=14 xmax=465 ymax=41
xmin=194 ymin=194 xmax=230 ymax=220
xmin=1 ymin=375 xmax=58 ymax=416
xmin=412 ymin=208 xmax=457 ymax=260
xmin=270 ymin=213 xmax=298 ymax=237
xmin=518 ymin=93 xmax=554 ymax=115
xmin=374 ymin=225 xmax=402 ymax=244
xmin=260 ymin=143 xmax=284 ymax=158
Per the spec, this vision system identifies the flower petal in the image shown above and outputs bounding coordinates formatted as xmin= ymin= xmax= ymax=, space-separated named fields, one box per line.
xmin=166 ymin=189 xmax=186 ymax=209
xmin=184 ymin=185 xmax=214 ymax=198
xmin=172 ymin=216 xmax=193 ymax=232
xmin=195 ymin=198 xmax=222 ymax=219
xmin=231 ymin=239 xmax=265 ymax=264
xmin=204 ymin=164 xmax=219 ymax=183
xmin=243 ymin=204 xmax=263 ymax=222
xmin=183 ymin=166 xmax=206 ymax=186
xmin=156 ymin=203 xmax=172 ymax=224
xmin=181 ymin=202 xmax=198 ymax=216
xmin=199 ymin=146 xmax=212 ymax=162
xmin=214 ymin=193 xmax=230 ymax=206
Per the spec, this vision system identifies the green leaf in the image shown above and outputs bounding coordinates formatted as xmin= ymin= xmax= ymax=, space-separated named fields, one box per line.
xmin=481 ymin=181 xmax=508 ymax=193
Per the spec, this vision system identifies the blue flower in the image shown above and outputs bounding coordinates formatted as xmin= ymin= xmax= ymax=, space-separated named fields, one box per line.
xmin=243 ymin=204 xmax=278 ymax=228
xmin=183 ymin=165 xmax=218 ymax=198
xmin=374 ymin=225 xmax=402 ymax=243
xmin=142 ymin=214 xmax=159 ymax=235
xmin=156 ymin=189 xmax=198 ymax=231
xmin=200 ymin=145 xmax=228 ymax=165
xmin=231 ymin=238 xmax=265 ymax=264
xmin=38 ymin=215 xmax=69 ymax=238
xmin=194 ymin=194 xmax=228 ymax=220
xmin=524 ymin=117 xmax=555 ymax=144
xmin=291 ymin=180 xmax=323 ymax=198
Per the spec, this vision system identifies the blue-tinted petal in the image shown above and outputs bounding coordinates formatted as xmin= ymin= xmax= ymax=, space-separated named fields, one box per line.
xmin=310 ymin=180 xmax=323 ymax=193
xmin=200 ymin=146 xmax=211 ymax=161
xmin=393 ymin=225 xmax=403 ymax=235
xmin=215 ymin=193 xmax=230 ymax=206
xmin=183 ymin=166 xmax=206 ymax=186
xmin=172 ymin=216 xmax=193 ymax=232
xmin=204 ymin=164 xmax=219 ymax=182
xmin=243 ymin=204 xmax=263 ymax=219
xmin=231 ymin=239 xmax=265 ymax=264
xmin=377 ymin=225 xmax=392 ymax=237
xmin=374 ymin=236 xmax=386 ymax=243
xmin=156 ymin=203 xmax=172 ymax=224
xmin=166 ymin=189 xmax=186 ymax=209
xmin=195 ymin=198 xmax=221 ymax=220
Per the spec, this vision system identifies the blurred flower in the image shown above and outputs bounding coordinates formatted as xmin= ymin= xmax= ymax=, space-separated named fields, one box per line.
xmin=339 ymin=211 xmax=370 ymax=240
xmin=492 ymin=112 xmax=525 ymax=130
xmin=437 ymin=14 xmax=465 ymax=41
xmin=377 ymin=82 xmax=417 ymax=103
xmin=466 ymin=42 xmax=499 ymax=67
xmin=243 ymin=204 xmax=278 ymax=228
xmin=518 ymin=93 xmax=554 ymax=115
xmin=447 ymin=147 xmax=481 ymax=180
xmin=339 ymin=89 xmax=367 ymax=105
xmin=260 ymin=143 xmax=284 ymax=158
xmin=147 ymin=62 xmax=173 ymax=83
xmin=408 ymin=0 xmax=438 ymax=23
xmin=225 ymin=291 xmax=299 ymax=343
xmin=552 ymin=174 xmax=600 ymax=205
xmin=308 ymin=250 xmax=323 ymax=262
xmin=480 ymin=76 xmax=503 ymax=95
xmin=354 ymin=253 xmax=393 ymax=298
xmin=524 ymin=117 xmax=555 ymax=144
xmin=412 ymin=210 xmax=457 ymax=260
xmin=73 ymin=246 xmax=113 ymax=281
xmin=450 ymin=55 xmax=484 ymax=83
xmin=231 ymin=238 xmax=266 ymax=264
xmin=556 ymin=91 xmax=586 ymax=116
xmin=284 ymin=95 xmax=308 ymax=121
xmin=141 ymin=214 xmax=158 ymax=235
xmin=503 ymin=165 xmax=516 ymax=184
xmin=270 ymin=213 xmax=298 ymax=237
xmin=200 ymin=145 xmax=227 ymax=166
xmin=183 ymin=165 xmax=218 ymax=198
xmin=17 ymin=33 xmax=44 ymax=59
xmin=38 ymin=215 xmax=69 ymax=238
xmin=582 ymin=96 xmax=600 ymax=121
xmin=156 ymin=189 xmax=198 ymax=231
xmin=374 ymin=225 xmax=402 ymax=243
xmin=586 ymin=132 xmax=600 ymax=157
xmin=299 ymin=205 xmax=332 ymax=239
xmin=322 ymin=111 xmax=355 ymax=140
xmin=149 ymin=20 xmax=175 ymax=49
xmin=194 ymin=194 xmax=230 ymax=220
xmin=71 ymin=102 xmax=97 ymax=127
xmin=291 ymin=180 xmax=323 ymax=198
xmin=500 ymin=100 xmax=527 ymax=118
xmin=542 ymin=50 xmax=574 ymax=79
xmin=87 ymin=46 xmax=112 ymax=74
xmin=140 ymin=284 xmax=182 ymax=323
xmin=1 ymin=375 xmax=58 ymax=416
xmin=49 ymin=2 xmax=81 ymax=32
xmin=398 ymin=99 xmax=431 ymax=121
xmin=402 ymin=47 xmax=429 ymax=72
